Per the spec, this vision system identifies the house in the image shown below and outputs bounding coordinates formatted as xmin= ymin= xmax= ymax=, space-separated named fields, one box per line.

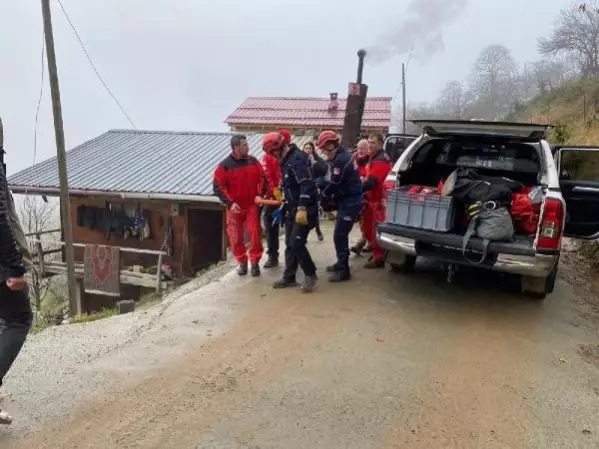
xmin=225 ymin=94 xmax=392 ymax=137
xmin=8 ymin=129 xmax=269 ymax=311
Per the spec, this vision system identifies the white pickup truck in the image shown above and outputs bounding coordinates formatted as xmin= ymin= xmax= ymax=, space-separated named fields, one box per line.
xmin=377 ymin=120 xmax=599 ymax=299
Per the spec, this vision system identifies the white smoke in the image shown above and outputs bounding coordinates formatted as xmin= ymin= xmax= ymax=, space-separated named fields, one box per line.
xmin=366 ymin=0 xmax=469 ymax=65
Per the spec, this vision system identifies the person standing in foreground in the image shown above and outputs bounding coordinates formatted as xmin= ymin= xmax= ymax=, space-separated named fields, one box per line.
xmin=263 ymin=133 xmax=320 ymax=292
xmin=362 ymin=133 xmax=393 ymax=269
xmin=0 ymin=156 xmax=32 ymax=425
xmin=213 ymin=135 xmax=268 ymax=277
xmin=351 ymin=138 xmax=371 ymax=256
xmin=318 ymin=131 xmax=363 ymax=282
xmin=261 ymin=133 xmax=284 ymax=269
xmin=302 ymin=141 xmax=325 ymax=242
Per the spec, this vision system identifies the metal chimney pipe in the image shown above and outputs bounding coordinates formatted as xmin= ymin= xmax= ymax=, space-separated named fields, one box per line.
xmin=357 ymin=49 xmax=367 ymax=84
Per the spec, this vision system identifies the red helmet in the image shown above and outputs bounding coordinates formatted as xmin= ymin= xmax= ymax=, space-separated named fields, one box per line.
xmin=263 ymin=132 xmax=285 ymax=154
xmin=317 ymin=130 xmax=340 ymax=149
xmin=278 ymin=129 xmax=292 ymax=145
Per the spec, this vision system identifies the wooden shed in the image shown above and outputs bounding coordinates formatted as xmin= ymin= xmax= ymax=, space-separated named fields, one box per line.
xmin=8 ymin=129 xmax=268 ymax=311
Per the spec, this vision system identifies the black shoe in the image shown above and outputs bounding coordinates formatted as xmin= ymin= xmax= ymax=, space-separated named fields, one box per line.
xmin=329 ymin=269 xmax=351 ymax=282
xmin=326 ymin=263 xmax=340 ymax=273
xmin=317 ymin=231 xmax=324 ymax=242
xmin=273 ymin=278 xmax=298 ymax=289
xmin=350 ymin=246 xmax=362 ymax=256
xmin=301 ymin=274 xmax=318 ymax=293
xmin=263 ymin=257 xmax=279 ymax=269
xmin=363 ymin=246 xmax=372 ymax=253
xmin=250 ymin=263 xmax=261 ymax=277
xmin=237 ymin=263 xmax=248 ymax=276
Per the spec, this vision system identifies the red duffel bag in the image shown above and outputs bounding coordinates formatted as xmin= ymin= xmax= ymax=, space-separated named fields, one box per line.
xmin=511 ymin=188 xmax=541 ymax=234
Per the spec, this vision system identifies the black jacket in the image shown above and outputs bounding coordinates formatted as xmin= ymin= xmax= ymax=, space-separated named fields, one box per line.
xmin=319 ymin=147 xmax=363 ymax=206
xmin=0 ymin=164 xmax=25 ymax=280
xmin=280 ymin=145 xmax=319 ymax=213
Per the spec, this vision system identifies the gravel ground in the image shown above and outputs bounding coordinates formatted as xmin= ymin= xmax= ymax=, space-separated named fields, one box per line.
xmin=0 ymin=260 xmax=236 ymax=438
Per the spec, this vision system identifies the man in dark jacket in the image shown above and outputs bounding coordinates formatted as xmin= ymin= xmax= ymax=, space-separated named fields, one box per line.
xmin=317 ymin=131 xmax=363 ymax=282
xmin=0 ymin=144 xmax=32 ymax=425
xmin=262 ymin=133 xmax=320 ymax=293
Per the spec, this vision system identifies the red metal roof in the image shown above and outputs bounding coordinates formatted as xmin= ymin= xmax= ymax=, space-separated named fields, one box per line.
xmin=225 ymin=96 xmax=392 ymax=129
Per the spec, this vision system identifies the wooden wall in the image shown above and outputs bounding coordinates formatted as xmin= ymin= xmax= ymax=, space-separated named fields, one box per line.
xmin=69 ymin=197 xmax=224 ymax=278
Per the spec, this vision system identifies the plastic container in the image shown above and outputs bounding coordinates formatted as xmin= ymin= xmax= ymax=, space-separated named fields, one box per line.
xmin=386 ymin=187 xmax=456 ymax=232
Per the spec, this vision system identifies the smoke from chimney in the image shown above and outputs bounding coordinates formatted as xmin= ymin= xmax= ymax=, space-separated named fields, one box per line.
xmin=366 ymin=0 xmax=468 ymax=66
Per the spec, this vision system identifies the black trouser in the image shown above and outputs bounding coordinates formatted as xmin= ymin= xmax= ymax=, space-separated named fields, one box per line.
xmin=263 ymin=205 xmax=280 ymax=259
xmin=334 ymin=201 xmax=360 ymax=270
xmin=0 ymin=284 xmax=32 ymax=387
xmin=283 ymin=209 xmax=317 ymax=280
xmin=314 ymin=214 xmax=322 ymax=237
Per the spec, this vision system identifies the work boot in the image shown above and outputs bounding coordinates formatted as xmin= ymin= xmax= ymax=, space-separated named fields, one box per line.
xmin=364 ymin=257 xmax=385 ymax=269
xmin=237 ymin=263 xmax=248 ymax=276
xmin=273 ymin=277 xmax=298 ymax=289
xmin=329 ymin=268 xmax=351 ymax=283
xmin=250 ymin=263 xmax=261 ymax=277
xmin=263 ymin=256 xmax=279 ymax=269
xmin=301 ymin=274 xmax=318 ymax=293
xmin=350 ymin=241 xmax=366 ymax=256
xmin=0 ymin=409 xmax=12 ymax=425
xmin=363 ymin=244 xmax=372 ymax=253
xmin=326 ymin=263 xmax=340 ymax=273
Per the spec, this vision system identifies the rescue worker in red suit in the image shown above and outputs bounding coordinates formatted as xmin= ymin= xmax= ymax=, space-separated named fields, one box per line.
xmin=213 ymin=134 xmax=268 ymax=276
xmin=261 ymin=130 xmax=285 ymax=268
xmin=362 ymin=133 xmax=393 ymax=268
xmin=351 ymin=138 xmax=371 ymax=256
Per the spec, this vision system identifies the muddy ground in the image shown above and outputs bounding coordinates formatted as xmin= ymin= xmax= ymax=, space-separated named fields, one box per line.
xmin=1 ymin=228 xmax=598 ymax=449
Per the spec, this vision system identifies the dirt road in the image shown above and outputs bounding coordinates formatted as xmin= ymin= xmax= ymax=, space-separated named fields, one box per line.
xmin=2 ymin=230 xmax=599 ymax=448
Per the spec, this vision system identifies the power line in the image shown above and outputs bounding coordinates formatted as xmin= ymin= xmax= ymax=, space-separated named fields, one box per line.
xmin=55 ymin=0 xmax=137 ymax=128
xmin=33 ymin=33 xmax=46 ymax=169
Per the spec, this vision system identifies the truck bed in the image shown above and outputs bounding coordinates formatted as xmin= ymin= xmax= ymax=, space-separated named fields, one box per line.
xmin=378 ymin=222 xmax=537 ymax=266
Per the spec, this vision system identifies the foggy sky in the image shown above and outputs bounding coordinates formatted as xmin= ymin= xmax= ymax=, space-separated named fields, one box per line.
xmin=1 ymin=0 xmax=566 ymax=175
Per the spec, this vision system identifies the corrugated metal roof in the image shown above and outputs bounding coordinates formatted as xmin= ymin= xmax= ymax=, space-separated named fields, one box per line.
xmin=7 ymin=130 xmax=321 ymax=196
xmin=225 ymin=96 xmax=391 ymax=129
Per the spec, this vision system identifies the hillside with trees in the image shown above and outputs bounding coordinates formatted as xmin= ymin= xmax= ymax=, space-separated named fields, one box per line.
xmin=404 ymin=2 xmax=599 ymax=141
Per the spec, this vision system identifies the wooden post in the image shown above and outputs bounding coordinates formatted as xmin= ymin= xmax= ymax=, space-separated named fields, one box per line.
xmin=34 ymin=232 xmax=45 ymax=276
xmin=156 ymin=253 xmax=163 ymax=292
xmin=41 ymin=0 xmax=80 ymax=315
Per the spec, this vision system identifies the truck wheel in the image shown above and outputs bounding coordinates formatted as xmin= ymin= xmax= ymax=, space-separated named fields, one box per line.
xmin=521 ymin=275 xmax=549 ymax=300
xmin=388 ymin=255 xmax=416 ymax=273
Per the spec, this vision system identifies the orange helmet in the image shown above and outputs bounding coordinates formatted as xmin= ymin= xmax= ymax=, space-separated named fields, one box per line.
xmin=317 ymin=130 xmax=340 ymax=149
xmin=278 ymin=129 xmax=292 ymax=145
xmin=263 ymin=132 xmax=285 ymax=154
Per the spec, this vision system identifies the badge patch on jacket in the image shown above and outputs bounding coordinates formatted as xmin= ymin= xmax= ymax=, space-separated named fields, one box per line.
xmin=333 ymin=167 xmax=341 ymax=175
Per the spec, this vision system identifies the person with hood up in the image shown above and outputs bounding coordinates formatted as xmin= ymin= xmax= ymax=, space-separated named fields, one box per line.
xmin=263 ymin=133 xmax=320 ymax=293
xmin=317 ymin=131 xmax=363 ymax=282
xmin=213 ymin=134 xmax=269 ymax=277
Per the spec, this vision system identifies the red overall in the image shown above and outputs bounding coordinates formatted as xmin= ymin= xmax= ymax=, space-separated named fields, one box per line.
xmin=361 ymin=149 xmax=392 ymax=262
xmin=213 ymin=153 xmax=267 ymax=264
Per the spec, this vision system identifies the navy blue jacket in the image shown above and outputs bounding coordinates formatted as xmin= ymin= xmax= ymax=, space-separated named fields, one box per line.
xmin=320 ymin=147 xmax=363 ymax=208
xmin=280 ymin=145 xmax=319 ymax=213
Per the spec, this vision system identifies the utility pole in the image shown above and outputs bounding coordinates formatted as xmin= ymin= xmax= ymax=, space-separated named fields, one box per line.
xmin=41 ymin=0 xmax=80 ymax=316
xmin=402 ymin=62 xmax=407 ymax=134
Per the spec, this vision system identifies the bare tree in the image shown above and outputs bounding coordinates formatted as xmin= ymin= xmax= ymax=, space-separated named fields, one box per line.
xmin=538 ymin=2 xmax=599 ymax=78
xmin=17 ymin=195 xmax=60 ymax=311
xmin=469 ymin=44 xmax=519 ymax=119
xmin=436 ymin=80 xmax=468 ymax=118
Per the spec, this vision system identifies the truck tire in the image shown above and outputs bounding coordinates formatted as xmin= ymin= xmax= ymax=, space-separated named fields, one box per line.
xmin=388 ymin=255 xmax=417 ymax=273
xmin=521 ymin=255 xmax=560 ymax=300
xmin=521 ymin=275 xmax=549 ymax=300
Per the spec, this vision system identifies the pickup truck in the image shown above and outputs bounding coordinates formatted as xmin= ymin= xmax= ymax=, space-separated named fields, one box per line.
xmin=376 ymin=120 xmax=599 ymax=299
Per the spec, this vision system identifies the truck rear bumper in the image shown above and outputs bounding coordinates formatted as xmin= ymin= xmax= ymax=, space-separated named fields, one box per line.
xmin=377 ymin=227 xmax=558 ymax=278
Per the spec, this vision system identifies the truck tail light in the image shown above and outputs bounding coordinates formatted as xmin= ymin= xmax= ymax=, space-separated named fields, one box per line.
xmin=383 ymin=174 xmax=399 ymax=191
xmin=537 ymin=198 xmax=564 ymax=250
